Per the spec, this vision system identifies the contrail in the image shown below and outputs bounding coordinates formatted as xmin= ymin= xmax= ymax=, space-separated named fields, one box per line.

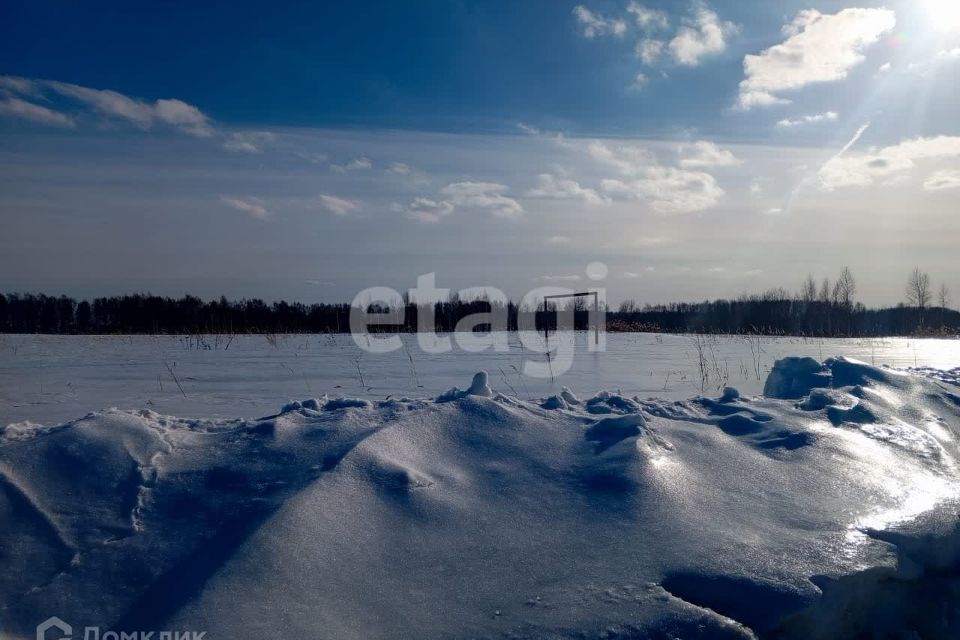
xmin=835 ymin=121 xmax=871 ymax=157
xmin=784 ymin=121 xmax=871 ymax=214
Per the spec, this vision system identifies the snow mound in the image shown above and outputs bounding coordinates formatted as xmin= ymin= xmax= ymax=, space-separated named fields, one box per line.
xmin=585 ymin=390 xmax=642 ymax=414
xmin=560 ymin=386 xmax=581 ymax=405
xmin=584 ymin=413 xmax=646 ymax=452
xmin=763 ymin=357 xmax=832 ymax=398
xmin=720 ymin=386 xmax=741 ymax=403
xmin=2 ymin=360 xmax=960 ymax=639
xmin=908 ymin=365 xmax=960 ymax=387
xmin=435 ymin=370 xmax=494 ymax=402
xmin=540 ymin=394 xmax=569 ymax=410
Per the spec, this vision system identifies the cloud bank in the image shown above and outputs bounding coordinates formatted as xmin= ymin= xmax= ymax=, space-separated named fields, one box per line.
xmin=0 ymin=75 xmax=214 ymax=136
xmin=738 ymin=8 xmax=895 ymax=109
xmin=819 ymin=136 xmax=960 ymax=190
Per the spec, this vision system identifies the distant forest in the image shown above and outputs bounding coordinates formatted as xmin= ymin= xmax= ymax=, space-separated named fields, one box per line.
xmin=2 ymin=268 xmax=957 ymax=337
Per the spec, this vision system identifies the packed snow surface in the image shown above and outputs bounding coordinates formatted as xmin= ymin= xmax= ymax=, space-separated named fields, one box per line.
xmin=2 ymin=356 xmax=960 ymax=638
xmin=4 ymin=333 xmax=960 ymax=427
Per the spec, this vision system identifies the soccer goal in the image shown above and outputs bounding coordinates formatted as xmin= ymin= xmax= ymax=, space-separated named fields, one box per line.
xmin=541 ymin=291 xmax=601 ymax=345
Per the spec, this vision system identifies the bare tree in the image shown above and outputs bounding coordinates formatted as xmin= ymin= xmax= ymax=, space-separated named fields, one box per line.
xmin=906 ymin=267 xmax=932 ymax=310
xmin=618 ymin=299 xmax=638 ymax=313
xmin=761 ymin=287 xmax=790 ymax=301
xmin=818 ymin=278 xmax=831 ymax=304
xmin=938 ymin=283 xmax=951 ymax=310
xmin=834 ymin=267 xmax=857 ymax=310
xmin=799 ymin=275 xmax=817 ymax=305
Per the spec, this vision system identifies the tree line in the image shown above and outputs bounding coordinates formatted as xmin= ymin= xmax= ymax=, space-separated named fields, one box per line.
xmin=614 ymin=267 xmax=956 ymax=336
xmin=1 ymin=268 xmax=956 ymax=337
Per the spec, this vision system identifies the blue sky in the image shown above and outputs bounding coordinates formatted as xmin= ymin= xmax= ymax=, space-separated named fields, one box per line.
xmin=0 ymin=0 xmax=924 ymax=137
xmin=1 ymin=0 xmax=959 ymax=305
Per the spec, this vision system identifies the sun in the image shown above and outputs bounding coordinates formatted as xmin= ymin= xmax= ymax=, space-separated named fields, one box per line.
xmin=924 ymin=0 xmax=960 ymax=31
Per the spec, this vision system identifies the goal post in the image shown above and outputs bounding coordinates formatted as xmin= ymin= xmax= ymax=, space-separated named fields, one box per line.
xmin=542 ymin=291 xmax=600 ymax=345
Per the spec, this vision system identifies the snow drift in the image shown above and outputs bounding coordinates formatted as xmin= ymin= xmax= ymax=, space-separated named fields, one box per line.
xmin=2 ymin=356 xmax=959 ymax=639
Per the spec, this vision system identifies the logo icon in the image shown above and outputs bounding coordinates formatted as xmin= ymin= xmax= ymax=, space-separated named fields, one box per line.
xmin=37 ymin=617 xmax=72 ymax=640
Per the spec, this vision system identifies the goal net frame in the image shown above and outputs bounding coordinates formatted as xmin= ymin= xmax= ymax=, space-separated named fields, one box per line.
xmin=541 ymin=291 xmax=600 ymax=345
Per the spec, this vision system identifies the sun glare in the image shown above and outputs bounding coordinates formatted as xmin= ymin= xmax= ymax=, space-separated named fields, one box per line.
xmin=924 ymin=0 xmax=960 ymax=31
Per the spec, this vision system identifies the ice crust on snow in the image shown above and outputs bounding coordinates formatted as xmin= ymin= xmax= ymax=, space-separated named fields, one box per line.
xmin=1 ymin=356 xmax=960 ymax=638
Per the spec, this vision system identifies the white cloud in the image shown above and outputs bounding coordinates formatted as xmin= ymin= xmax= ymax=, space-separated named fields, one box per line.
xmin=527 ymin=173 xmax=610 ymax=205
xmin=737 ymin=91 xmax=790 ymax=109
xmin=318 ymin=194 xmax=361 ymax=216
xmin=395 ymin=197 xmax=455 ymax=223
xmin=939 ymin=48 xmax=960 ymax=61
xmin=919 ymin=48 xmax=960 ymax=69
xmin=331 ymin=157 xmax=372 ymax=172
xmin=776 ymin=111 xmax=839 ymax=128
xmin=627 ymin=2 xmax=668 ymax=31
xmin=881 ymin=174 xmax=911 ymax=187
xmin=924 ymin=170 xmax=960 ymax=191
xmin=584 ymin=140 xmax=656 ymax=175
xmin=223 ymin=131 xmax=275 ymax=153
xmin=576 ymin=140 xmax=726 ymax=213
xmin=668 ymin=3 xmax=738 ymax=66
xmin=0 ymin=76 xmax=41 ymax=97
xmin=677 ymin=141 xmax=740 ymax=168
xmin=573 ymin=5 xmax=626 ymax=38
xmin=627 ymin=72 xmax=649 ymax=91
xmin=636 ymin=39 xmax=665 ymax=65
xmin=0 ymin=75 xmax=214 ymax=136
xmin=152 ymin=98 xmax=214 ymax=137
xmin=737 ymin=8 xmax=896 ymax=109
xmin=602 ymin=167 xmax=724 ymax=213
xmin=50 ymin=81 xmax=213 ymax=136
xmin=439 ymin=182 xmax=524 ymax=218
xmin=516 ymin=122 xmax=542 ymax=136
xmin=387 ymin=162 xmax=413 ymax=175
xmin=818 ymin=136 xmax=960 ymax=190
xmin=905 ymin=47 xmax=960 ymax=75
xmin=294 ymin=151 xmax=329 ymax=164
xmin=547 ymin=235 xmax=572 ymax=245
xmin=628 ymin=237 xmax=671 ymax=248
xmin=540 ymin=274 xmax=582 ymax=282
xmin=395 ymin=182 xmax=522 ymax=223
xmin=220 ymin=196 xmax=270 ymax=220
xmin=46 ymin=81 xmax=154 ymax=127
xmin=0 ymin=97 xmax=74 ymax=128
xmin=493 ymin=130 xmax=728 ymax=215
